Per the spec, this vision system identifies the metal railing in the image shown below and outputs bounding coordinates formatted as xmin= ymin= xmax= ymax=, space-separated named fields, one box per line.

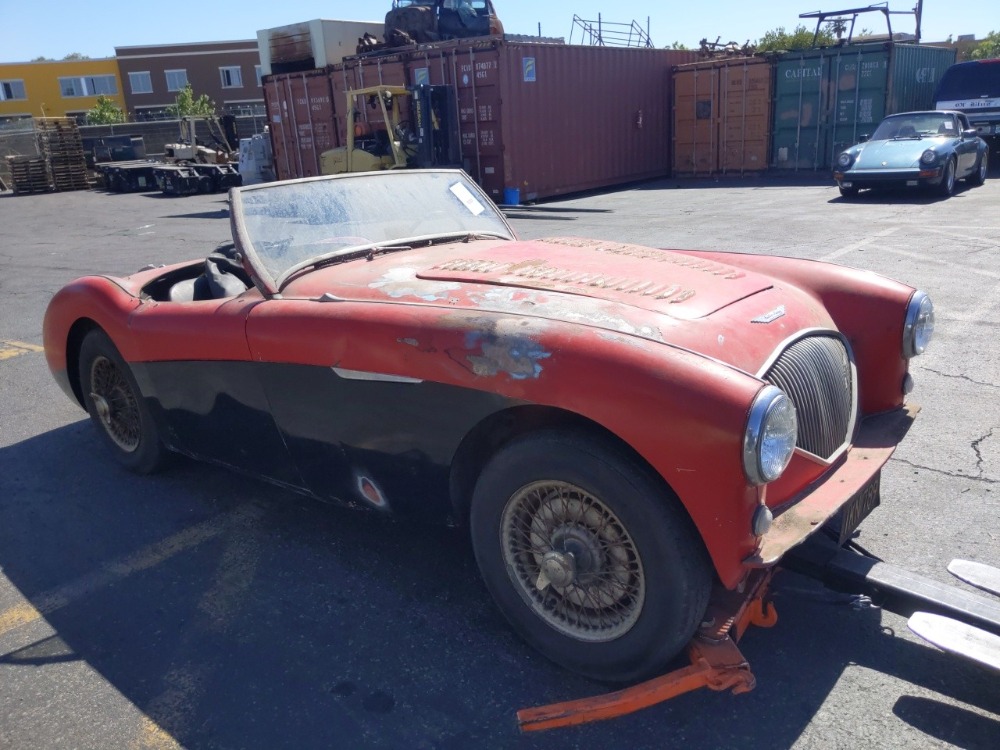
xmin=568 ymin=15 xmax=653 ymax=48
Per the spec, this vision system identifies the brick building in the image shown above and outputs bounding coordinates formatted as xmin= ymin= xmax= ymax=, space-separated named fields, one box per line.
xmin=114 ymin=40 xmax=264 ymax=118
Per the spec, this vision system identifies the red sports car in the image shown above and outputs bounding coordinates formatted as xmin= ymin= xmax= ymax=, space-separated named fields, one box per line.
xmin=43 ymin=170 xmax=934 ymax=682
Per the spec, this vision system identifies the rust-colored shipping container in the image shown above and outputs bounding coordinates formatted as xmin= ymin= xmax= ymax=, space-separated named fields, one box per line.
xmin=267 ymin=40 xmax=697 ymax=199
xmin=673 ymin=58 xmax=773 ymax=176
xmin=404 ymin=39 xmax=697 ymax=200
xmin=264 ymin=68 xmax=337 ymax=181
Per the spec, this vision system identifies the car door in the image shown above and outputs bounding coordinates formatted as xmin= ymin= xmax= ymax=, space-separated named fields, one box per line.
xmin=954 ymin=113 xmax=978 ymax=175
xmin=126 ymin=291 xmax=305 ymax=488
xmin=243 ymin=298 xmax=513 ymax=517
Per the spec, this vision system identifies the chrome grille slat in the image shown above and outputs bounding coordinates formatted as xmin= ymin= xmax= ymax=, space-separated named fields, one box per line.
xmin=764 ymin=336 xmax=854 ymax=459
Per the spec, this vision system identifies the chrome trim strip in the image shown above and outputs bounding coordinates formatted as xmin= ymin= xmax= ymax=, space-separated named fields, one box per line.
xmin=332 ymin=368 xmax=423 ymax=384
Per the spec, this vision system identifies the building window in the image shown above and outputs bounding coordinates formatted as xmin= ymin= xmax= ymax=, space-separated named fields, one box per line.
xmin=58 ymin=75 xmax=118 ymax=98
xmin=220 ymin=66 xmax=243 ymax=88
xmin=0 ymin=79 xmax=27 ymax=101
xmin=165 ymin=69 xmax=188 ymax=92
xmin=128 ymin=71 xmax=153 ymax=94
xmin=255 ymin=65 xmax=263 ymax=87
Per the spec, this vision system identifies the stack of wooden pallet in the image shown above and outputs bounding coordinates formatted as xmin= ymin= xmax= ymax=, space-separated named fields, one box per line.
xmin=35 ymin=118 xmax=90 ymax=191
xmin=5 ymin=155 xmax=52 ymax=195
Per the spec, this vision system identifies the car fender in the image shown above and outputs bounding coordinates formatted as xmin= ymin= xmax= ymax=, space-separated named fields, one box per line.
xmin=246 ymin=298 xmax=767 ymax=588
xmin=43 ymin=276 xmax=144 ymax=405
xmin=670 ymin=250 xmax=913 ymax=415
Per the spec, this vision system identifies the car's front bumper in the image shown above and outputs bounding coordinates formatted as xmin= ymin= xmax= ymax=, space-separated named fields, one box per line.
xmin=833 ymin=165 xmax=946 ymax=189
xmin=745 ymin=403 xmax=919 ymax=567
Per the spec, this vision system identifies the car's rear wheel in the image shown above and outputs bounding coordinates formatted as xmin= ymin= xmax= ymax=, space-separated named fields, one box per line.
xmin=969 ymin=152 xmax=988 ymax=186
xmin=79 ymin=329 xmax=167 ymax=474
xmin=469 ymin=431 xmax=712 ymax=683
xmin=839 ymin=185 xmax=859 ymax=198
xmin=938 ymin=157 xmax=956 ymax=196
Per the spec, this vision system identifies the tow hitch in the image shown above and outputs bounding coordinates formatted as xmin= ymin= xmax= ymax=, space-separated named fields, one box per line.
xmin=516 ymin=535 xmax=1000 ymax=732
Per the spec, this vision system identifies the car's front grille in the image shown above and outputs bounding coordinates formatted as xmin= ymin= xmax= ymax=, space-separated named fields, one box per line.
xmin=763 ymin=335 xmax=854 ymax=460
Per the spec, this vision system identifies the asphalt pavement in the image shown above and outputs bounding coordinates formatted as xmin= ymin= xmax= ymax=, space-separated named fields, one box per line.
xmin=1 ymin=171 xmax=998 ymax=749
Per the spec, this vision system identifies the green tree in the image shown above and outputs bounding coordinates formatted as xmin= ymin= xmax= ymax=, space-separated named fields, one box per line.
xmin=970 ymin=31 xmax=1000 ymax=60
xmin=755 ymin=24 xmax=835 ymax=52
xmin=669 ymin=41 xmax=690 ymax=50
xmin=62 ymin=52 xmax=90 ymax=61
xmin=168 ymin=84 xmax=216 ymax=117
xmin=86 ymin=95 xmax=127 ymax=124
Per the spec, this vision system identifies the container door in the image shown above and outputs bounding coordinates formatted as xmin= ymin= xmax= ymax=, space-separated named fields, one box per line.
xmin=772 ymin=52 xmax=829 ymax=170
xmin=454 ymin=47 xmax=504 ymax=200
xmin=264 ymin=71 xmax=336 ymax=181
xmin=673 ymin=66 xmax=719 ymax=175
xmin=827 ymin=47 xmax=889 ymax=170
xmin=719 ymin=60 xmax=772 ymax=174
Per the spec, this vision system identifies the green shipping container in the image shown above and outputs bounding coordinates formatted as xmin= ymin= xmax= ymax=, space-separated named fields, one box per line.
xmin=772 ymin=43 xmax=956 ymax=170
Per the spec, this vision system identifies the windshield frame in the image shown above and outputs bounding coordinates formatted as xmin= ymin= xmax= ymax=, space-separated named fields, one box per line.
xmin=229 ymin=169 xmax=515 ymax=297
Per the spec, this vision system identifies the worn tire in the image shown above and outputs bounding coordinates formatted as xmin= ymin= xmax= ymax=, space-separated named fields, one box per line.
xmin=469 ymin=431 xmax=712 ymax=682
xmin=78 ymin=329 xmax=167 ymax=474
xmin=839 ymin=185 xmax=859 ymax=198
xmin=969 ymin=152 xmax=988 ymax=186
xmin=938 ymin=157 xmax=956 ymax=196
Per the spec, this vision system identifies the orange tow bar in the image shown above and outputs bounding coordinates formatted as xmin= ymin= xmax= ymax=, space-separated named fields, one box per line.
xmin=517 ymin=570 xmax=778 ymax=732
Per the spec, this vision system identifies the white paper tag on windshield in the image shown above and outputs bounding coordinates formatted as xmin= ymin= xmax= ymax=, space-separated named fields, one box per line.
xmin=450 ymin=182 xmax=486 ymax=216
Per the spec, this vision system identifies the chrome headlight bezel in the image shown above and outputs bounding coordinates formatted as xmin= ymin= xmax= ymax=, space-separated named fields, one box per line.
xmin=837 ymin=152 xmax=854 ymax=168
xmin=903 ymin=291 xmax=934 ymax=358
xmin=743 ymin=386 xmax=798 ymax=486
xmin=920 ymin=149 xmax=938 ymax=165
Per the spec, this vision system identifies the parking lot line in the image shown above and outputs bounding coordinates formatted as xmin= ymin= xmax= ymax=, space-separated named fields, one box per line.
xmin=0 ymin=340 xmax=44 ymax=361
xmin=0 ymin=503 xmax=266 ymax=642
xmin=821 ymin=227 xmax=900 ymax=262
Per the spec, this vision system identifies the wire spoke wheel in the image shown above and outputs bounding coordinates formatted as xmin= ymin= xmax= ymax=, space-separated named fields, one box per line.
xmin=88 ymin=355 xmax=141 ymax=453
xmin=501 ymin=480 xmax=645 ymax=642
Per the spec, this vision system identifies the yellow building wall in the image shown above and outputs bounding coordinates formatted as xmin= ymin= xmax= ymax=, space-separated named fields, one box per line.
xmin=0 ymin=58 xmax=125 ymax=119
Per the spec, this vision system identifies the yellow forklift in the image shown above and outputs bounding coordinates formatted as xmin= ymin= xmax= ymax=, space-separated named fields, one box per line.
xmin=320 ymin=84 xmax=460 ymax=175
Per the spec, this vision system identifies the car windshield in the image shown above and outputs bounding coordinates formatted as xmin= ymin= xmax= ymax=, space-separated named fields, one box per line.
xmin=231 ymin=170 xmax=514 ymax=292
xmin=870 ymin=113 xmax=959 ymax=140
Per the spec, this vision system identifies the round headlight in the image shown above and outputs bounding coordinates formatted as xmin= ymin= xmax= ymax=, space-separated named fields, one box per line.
xmin=743 ymin=386 xmax=798 ymax=486
xmin=920 ymin=149 xmax=937 ymax=165
xmin=837 ymin=152 xmax=853 ymax=167
xmin=903 ymin=291 xmax=934 ymax=358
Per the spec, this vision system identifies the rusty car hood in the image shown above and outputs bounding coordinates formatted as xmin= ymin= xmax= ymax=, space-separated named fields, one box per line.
xmin=281 ymin=237 xmax=835 ymax=374
xmin=288 ymin=237 xmax=775 ymax=320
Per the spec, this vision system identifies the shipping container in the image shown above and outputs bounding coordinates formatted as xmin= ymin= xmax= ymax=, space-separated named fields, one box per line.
xmin=772 ymin=43 xmax=956 ymax=170
xmin=263 ymin=68 xmax=337 ymax=181
xmin=266 ymin=40 xmax=696 ymax=199
xmin=673 ymin=57 xmax=773 ymax=175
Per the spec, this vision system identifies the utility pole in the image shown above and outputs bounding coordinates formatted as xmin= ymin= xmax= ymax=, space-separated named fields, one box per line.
xmin=914 ymin=0 xmax=923 ymax=43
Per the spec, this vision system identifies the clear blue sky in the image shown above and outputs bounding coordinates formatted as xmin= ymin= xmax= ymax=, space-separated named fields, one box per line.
xmin=1 ymin=1 xmax=997 ymax=61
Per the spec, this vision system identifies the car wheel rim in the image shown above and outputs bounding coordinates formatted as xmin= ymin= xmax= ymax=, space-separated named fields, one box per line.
xmin=500 ymin=480 xmax=645 ymax=642
xmin=89 ymin=355 xmax=141 ymax=453
xmin=946 ymin=161 xmax=955 ymax=191
xmin=981 ymin=157 xmax=988 ymax=181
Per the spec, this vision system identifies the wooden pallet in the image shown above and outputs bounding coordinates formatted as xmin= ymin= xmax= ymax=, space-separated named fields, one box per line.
xmin=34 ymin=118 xmax=89 ymax=192
xmin=6 ymin=156 xmax=53 ymax=194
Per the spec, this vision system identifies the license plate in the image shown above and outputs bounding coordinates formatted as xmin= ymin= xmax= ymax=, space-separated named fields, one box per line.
xmin=831 ymin=472 xmax=881 ymax=545
xmin=841 ymin=181 xmax=853 ymax=187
